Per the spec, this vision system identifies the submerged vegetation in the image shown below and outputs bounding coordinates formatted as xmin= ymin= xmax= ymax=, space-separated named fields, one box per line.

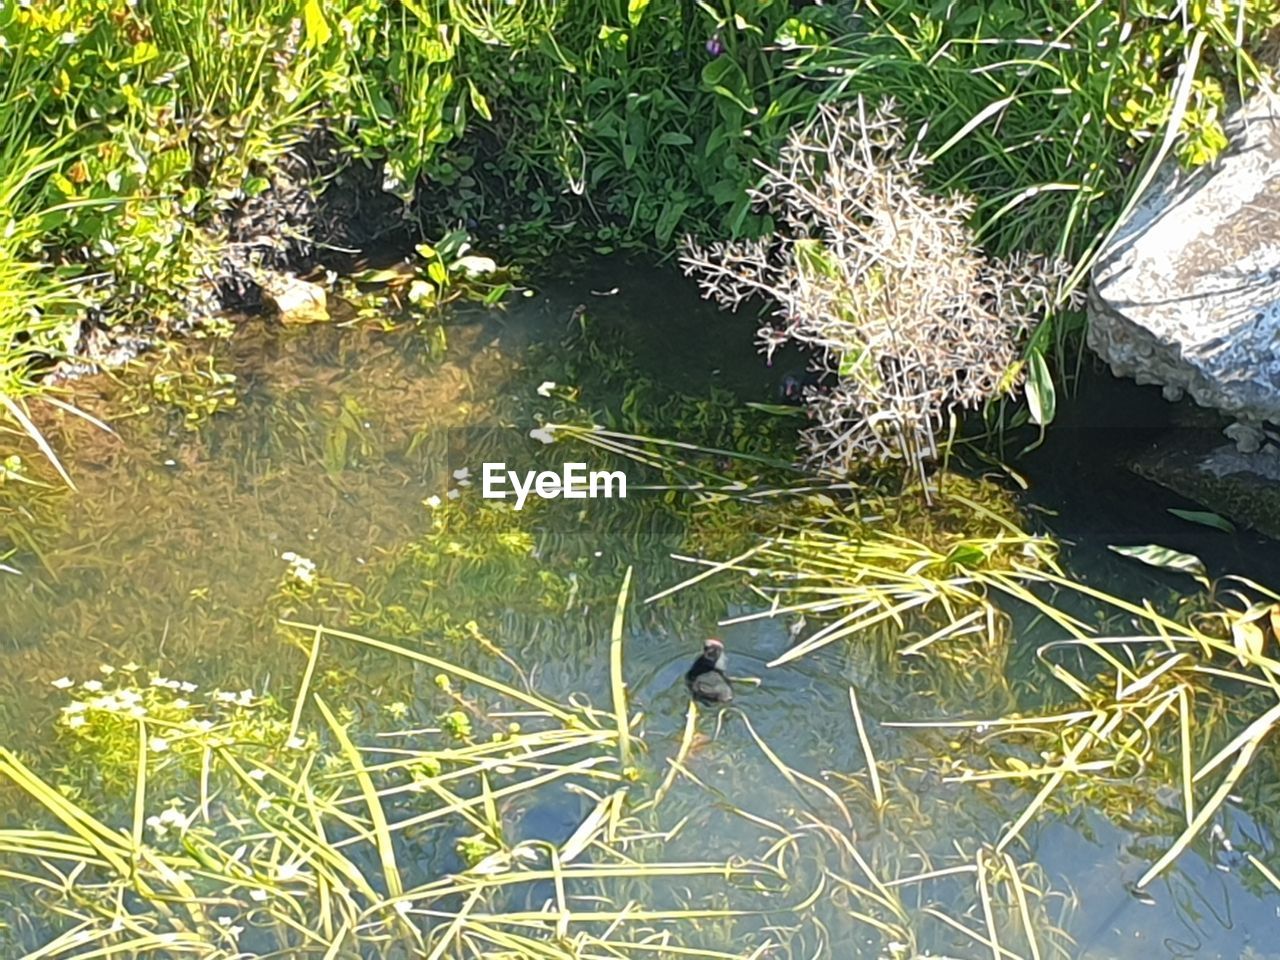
xmin=1 ymin=287 xmax=1280 ymax=955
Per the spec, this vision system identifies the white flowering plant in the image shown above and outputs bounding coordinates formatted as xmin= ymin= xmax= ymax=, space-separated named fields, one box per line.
xmin=52 ymin=666 xmax=292 ymax=800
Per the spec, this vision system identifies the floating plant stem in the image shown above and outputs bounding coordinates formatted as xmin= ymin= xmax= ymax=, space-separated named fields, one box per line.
xmin=848 ymin=686 xmax=884 ymax=809
xmin=610 ymin=566 xmax=633 ymax=771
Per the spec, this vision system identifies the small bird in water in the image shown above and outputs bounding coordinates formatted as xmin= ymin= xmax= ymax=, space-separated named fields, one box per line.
xmin=686 ymin=638 xmax=733 ymax=705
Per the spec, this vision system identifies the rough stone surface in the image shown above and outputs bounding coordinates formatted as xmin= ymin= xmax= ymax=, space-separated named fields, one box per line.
xmin=1088 ymin=88 xmax=1280 ymax=444
xmin=260 ymin=272 xmax=329 ymax=325
xmin=1129 ymin=436 xmax=1280 ymax=540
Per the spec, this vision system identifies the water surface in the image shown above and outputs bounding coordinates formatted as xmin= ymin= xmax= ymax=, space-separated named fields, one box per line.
xmin=1 ymin=259 xmax=1277 ymax=958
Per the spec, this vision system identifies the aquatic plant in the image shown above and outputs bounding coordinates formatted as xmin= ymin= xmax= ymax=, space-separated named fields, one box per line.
xmin=681 ymin=100 xmax=1071 ymax=483
xmin=1 ymin=593 xmax=1089 ymax=960
xmin=896 ymin=570 xmax=1280 ymax=894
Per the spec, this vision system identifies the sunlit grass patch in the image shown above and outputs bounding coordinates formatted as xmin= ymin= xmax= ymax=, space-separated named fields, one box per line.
xmin=896 ymin=572 xmax=1280 ymax=892
xmin=1 ymin=618 xmax=795 ymax=957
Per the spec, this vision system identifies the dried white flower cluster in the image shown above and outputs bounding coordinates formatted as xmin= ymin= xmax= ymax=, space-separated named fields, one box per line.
xmin=682 ymin=99 xmax=1070 ymax=481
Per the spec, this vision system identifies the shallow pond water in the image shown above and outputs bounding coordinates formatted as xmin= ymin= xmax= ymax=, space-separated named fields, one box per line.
xmin=1 ymin=258 xmax=1278 ymax=958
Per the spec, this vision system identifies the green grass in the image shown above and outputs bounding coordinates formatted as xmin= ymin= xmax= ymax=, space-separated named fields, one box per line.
xmin=0 ymin=614 xmax=1077 ymax=958
xmin=1 ymin=0 xmax=1276 ymax=472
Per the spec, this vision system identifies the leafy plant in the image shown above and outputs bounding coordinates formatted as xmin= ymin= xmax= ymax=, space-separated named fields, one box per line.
xmin=682 ymin=101 xmax=1069 ymax=481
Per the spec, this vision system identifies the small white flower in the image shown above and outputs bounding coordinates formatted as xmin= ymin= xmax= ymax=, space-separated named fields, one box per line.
xmin=66 ymin=715 xmax=86 ymax=729
xmin=217 ymin=916 xmax=232 ymax=928
xmin=81 ymin=680 xmax=103 ymax=692
xmin=63 ymin=702 xmax=86 ymax=715
xmin=283 ymin=552 xmax=317 ymax=586
xmin=394 ymin=900 xmax=415 ymax=917
xmin=424 ymin=495 xmax=441 ymax=508
xmin=452 ymin=467 xmax=470 ymax=481
xmin=195 ymin=720 xmax=214 ymax=732
xmin=51 ymin=677 xmax=74 ymax=689
xmin=129 ymin=706 xmax=147 ymax=718
xmin=149 ymin=737 xmax=169 ymax=753
xmin=248 ymin=769 xmax=266 ymax=781
xmin=276 ymin=862 xmax=302 ymax=881
xmin=154 ymin=808 xmax=189 ymax=835
xmin=121 ymin=662 xmax=140 ymax=672
xmin=536 ymin=381 xmax=556 ymax=397
xmin=237 ymin=689 xmax=254 ymax=706
xmin=447 ymin=488 xmax=460 ymax=500
xmin=180 ymin=681 xmax=197 ymax=693
xmin=285 ymin=736 xmax=306 ymax=750
xmin=151 ymin=676 xmax=170 ymax=688
xmin=529 ymin=426 xmax=556 ymax=445
xmin=173 ymin=699 xmax=190 ymax=709
xmin=99 ymin=665 xmax=115 ymax=676
xmin=249 ymin=888 xmax=268 ymax=902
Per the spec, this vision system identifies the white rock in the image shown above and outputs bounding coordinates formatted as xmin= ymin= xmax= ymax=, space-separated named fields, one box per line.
xmin=1089 ymin=87 xmax=1280 ymax=449
xmin=261 ymin=272 xmax=328 ymax=325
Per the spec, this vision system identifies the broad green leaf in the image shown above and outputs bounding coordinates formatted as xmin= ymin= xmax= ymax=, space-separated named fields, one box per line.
xmin=597 ymin=24 xmax=629 ymax=51
xmin=1231 ymin=604 xmax=1268 ymax=663
xmin=1025 ymin=348 xmax=1056 ymax=426
xmin=128 ymin=41 xmax=159 ymax=65
xmin=776 ymin=17 xmax=819 ymax=47
xmin=945 ymin=542 xmax=987 ymax=570
xmin=700 ymin=58 xmax=757 ymax=115
xmin=49 ymin=172 xmax=76 ymax=197
xmin=1108 ymin=544 xmax=1209 ymax=586
xmin=653 ymin=198 xmax=688 ymax=244
xmin=1168 ymin=508 xmax=1235 ymax=533
xmin=467 ymin=80 xmax=492 ymax=121
xmin=627 ymin=0 xmax=650 ymax=27
xmin=303 ymin=0 xmax=331 ymax=48
xmin=150 ymin=148 xmax=191 ymax=185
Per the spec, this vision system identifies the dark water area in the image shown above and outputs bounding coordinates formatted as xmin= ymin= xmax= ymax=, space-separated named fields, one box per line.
xmin=1014 ymin=360 xmax=1280 ymax=588
xmin=0 ymin=258 xmax=1277 ymax=958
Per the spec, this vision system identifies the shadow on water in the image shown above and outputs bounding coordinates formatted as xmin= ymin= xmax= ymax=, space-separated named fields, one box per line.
xmin=1011 ymin=358 xmax=1280 ymax=586
xmin=0 ymin=257 xmax=1277 ymax=957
